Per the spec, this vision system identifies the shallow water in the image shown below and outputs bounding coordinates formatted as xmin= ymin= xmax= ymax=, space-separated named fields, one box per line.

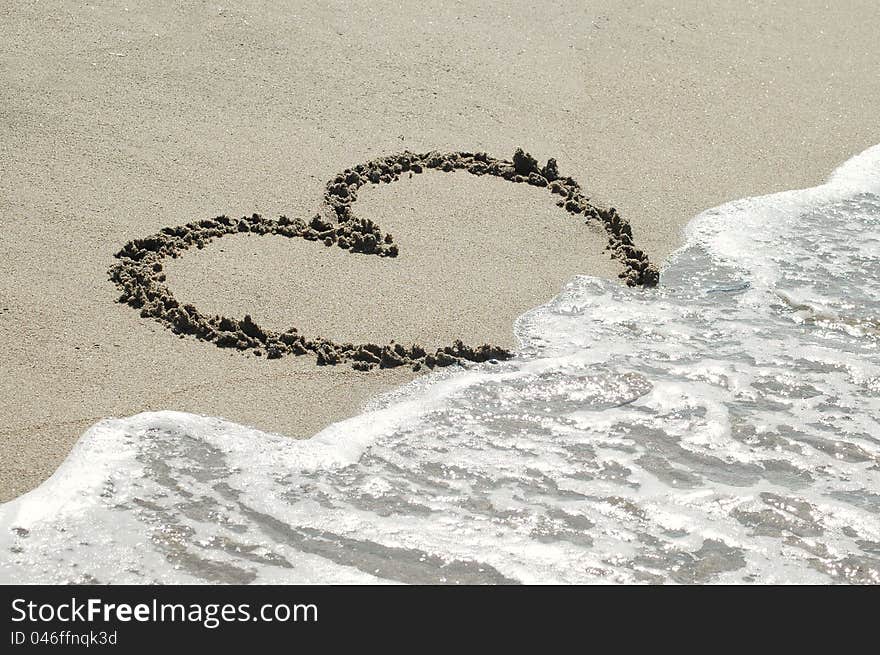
xmin=2 ymin=146 xmax=879 ymax=584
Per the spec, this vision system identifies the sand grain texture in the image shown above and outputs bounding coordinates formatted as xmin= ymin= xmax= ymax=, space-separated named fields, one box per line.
xmin=2 ymin=1 xmax=880 ymax=500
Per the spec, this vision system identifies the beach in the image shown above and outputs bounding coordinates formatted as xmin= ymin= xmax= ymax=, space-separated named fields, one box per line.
xmin=2 ymin=0 xmax=880 ymax=503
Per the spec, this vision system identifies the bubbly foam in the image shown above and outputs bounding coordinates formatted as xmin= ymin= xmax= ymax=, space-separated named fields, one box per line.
xmin=2 ymin=145 xmax=879 ymax=584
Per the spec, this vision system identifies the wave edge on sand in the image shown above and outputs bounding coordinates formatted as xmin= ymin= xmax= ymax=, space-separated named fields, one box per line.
xmin=2 ymin=144 xmax=879 ymax=584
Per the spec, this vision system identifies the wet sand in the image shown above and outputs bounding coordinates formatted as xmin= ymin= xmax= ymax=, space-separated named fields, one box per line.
xmin=2 ymin=1 xmax=880 ymax=501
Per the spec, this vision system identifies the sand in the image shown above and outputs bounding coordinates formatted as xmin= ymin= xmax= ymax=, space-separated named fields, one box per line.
xmin=2 ymin=1 xmax=879 ymax=502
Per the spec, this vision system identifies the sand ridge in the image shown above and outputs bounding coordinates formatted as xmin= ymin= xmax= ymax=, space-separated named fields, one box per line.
xmin=110 ymin=148 xmax=657 ymax=371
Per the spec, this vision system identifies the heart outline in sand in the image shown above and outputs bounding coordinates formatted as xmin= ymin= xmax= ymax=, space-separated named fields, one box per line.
xmin=109 ymin=148 xmax=658 ymax=371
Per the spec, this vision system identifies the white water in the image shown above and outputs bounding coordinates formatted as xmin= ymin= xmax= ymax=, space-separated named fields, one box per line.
xmin=2 ymin=146 xmax=879 ymax=584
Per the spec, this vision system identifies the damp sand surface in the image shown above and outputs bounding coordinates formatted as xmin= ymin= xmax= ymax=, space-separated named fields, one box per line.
xmin=3 ymin=2 xmax=880 ymax=501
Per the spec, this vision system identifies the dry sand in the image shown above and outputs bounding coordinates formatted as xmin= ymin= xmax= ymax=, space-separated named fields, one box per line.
xmin=2 ymin=1 xmax=879 ymax=501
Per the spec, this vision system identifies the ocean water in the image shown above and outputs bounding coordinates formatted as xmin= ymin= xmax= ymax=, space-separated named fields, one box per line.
xmin=2 ymin=146 xmax=879 ymax=584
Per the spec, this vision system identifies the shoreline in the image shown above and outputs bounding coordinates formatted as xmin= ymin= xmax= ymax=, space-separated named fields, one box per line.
xmin=3 ymin=141 xmax=878 ymax=583
xmin=3 ymin=1 xmax=880 ymax=502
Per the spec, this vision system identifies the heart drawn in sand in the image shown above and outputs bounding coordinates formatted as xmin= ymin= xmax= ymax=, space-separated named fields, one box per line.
xmin=109 ymin=148 xmax=658 ymax=371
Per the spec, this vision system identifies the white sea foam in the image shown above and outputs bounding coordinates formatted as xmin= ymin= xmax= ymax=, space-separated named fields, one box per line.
xmin=2 ymin=145 xmax=879 ymax=584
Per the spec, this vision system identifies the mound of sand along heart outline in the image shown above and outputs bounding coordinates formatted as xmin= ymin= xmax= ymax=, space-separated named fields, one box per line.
xmin=109 ymin=148 xmax=659 ymax=371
